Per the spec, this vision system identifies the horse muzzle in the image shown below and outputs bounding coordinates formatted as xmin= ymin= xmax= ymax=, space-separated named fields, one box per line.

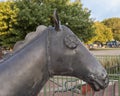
xmin=87 ymin=73 xmax=109 ymax=91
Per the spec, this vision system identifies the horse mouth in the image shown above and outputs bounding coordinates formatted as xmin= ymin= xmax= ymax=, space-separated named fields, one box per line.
xmin=89 ymin=80 xmax=108 ymax=91
xmin=86 ymin=74 xmax=109 ymax=91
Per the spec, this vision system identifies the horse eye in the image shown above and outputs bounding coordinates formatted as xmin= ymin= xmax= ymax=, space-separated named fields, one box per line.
xmin=64 ymin=35 xmax=79 ymax=49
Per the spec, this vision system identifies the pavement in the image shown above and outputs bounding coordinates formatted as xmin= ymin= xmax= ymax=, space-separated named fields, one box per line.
xmin=90 ymin=49 xmax=120 ymax=55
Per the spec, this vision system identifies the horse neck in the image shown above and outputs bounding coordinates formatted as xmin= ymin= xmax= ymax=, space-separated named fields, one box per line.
xmin=0 ymin=31 xmax=50 ymax=96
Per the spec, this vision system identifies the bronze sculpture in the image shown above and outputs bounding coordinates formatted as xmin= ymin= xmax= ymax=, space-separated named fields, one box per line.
xmin=0 ymin=10 xmax=109 ymax=96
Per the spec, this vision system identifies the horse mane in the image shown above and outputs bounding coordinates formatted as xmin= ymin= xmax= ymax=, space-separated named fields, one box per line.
xmin=2 ymin=9 xmax=59 ymax=58
xmin=0 ymin=25 xmax=47 ymax=62
xmin=13 ymin=25 xmax=47 ymax=52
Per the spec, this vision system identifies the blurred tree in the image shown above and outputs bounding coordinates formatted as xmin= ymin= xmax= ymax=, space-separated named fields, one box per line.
xmin=88 ymin=22 xmax=113 ymax=44
xmin=0 ymin=1 xmax=19 ymax=48
xmin=0 ymin=0 xmax=95 ymax=48
xmin=45 ymin=0 xmax=95 ymax=42
xmin=14 ymin=0 xmax=95 ymax=43
xmin=102 ymin=17 xmax=120 ymax=41
xmin=14 ymin=0 xmax=51 ymax=35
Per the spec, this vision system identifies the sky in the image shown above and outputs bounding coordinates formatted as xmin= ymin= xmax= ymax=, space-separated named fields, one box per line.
xmin=80 ymin=0 xmax=120 ymax=21
xmin=1 ymin=0 xmax=120 ymax=21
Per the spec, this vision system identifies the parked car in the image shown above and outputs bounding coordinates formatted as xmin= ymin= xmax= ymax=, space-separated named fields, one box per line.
xmin=106 ymin=41 xmax=120 ymax=48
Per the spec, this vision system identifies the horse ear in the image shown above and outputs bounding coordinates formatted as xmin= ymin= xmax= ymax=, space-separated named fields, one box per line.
xmin=53 ymin=9 xmax=61 ymax=31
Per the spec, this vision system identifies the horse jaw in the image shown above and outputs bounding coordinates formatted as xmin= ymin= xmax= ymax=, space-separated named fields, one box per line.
xmin=70 ymin=44 xmax=109 ymax=91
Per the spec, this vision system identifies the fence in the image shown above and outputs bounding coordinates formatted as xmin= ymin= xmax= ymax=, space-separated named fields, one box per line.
xmin=39 ymin=55 xmax=120 ymax=96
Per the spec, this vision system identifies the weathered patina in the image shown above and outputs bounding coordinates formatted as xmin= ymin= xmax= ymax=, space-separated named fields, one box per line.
xmin=0 ymin=10 xmax=109 ymax=96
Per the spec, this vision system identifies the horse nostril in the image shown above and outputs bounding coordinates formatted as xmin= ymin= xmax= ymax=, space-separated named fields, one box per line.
xmin=104 ymin=76 xmax=109 ymax=87
xmin=101 ymin=73 xmax=104 ymax=76
xmin=101 ymin=73 xmax=105 ymax=78
xmin=101 ymin=70 xmax=107 ymax=79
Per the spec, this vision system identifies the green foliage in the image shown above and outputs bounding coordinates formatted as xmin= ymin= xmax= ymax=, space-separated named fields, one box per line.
xmin=59 ymin=2 xmax=95 ymax=43
xmin=14 ymin=0 xmax=94 ymax=43
xmin=102 ymin=17 xmax=120 ymax=41
xmin=14 ymin=0 xmax=95 ymax=44
xmin=0 ymin=1 xmax=19 ymax=48
xmin=0 ymin=0 xmax=94 ymax=48
xmin=14 ymin=0 xmax=52 ymax=35
xmin=88 ymin=22 xmax=113 ymax=44
xmin=13 ymin=0 xmax=72 ymax=37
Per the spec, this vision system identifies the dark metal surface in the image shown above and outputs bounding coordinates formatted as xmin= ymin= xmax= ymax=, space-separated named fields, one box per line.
xmin=0 ymin=10 xmax=109 ymax=96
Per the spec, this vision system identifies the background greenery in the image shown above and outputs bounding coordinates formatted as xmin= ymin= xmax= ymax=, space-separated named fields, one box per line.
xmin=0 ymin=0 xmax=120 ymax=48
xmin=102 ymin=18 xmax=120 ymax=41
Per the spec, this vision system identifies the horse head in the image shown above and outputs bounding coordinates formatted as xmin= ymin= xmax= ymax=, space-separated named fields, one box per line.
xmin=0 ymin=10 xmax=109 ymax=96
xmin=48 ymin=10 xmax=109 ymax=91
